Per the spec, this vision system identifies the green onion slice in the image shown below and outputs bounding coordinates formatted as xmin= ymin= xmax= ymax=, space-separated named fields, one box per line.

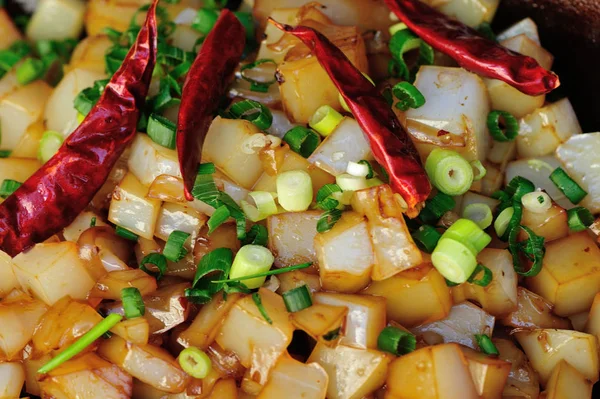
xmin=317 ymin=209 xmax=343 ymax=233
xmin=358 ymin=160 xmax=374 ymax=179
xmin=228 ymin=245 xmax=274 ymax=289
xmin=494 ymin=206 xmax=514 ymax=238
xmin=322 ymin=328 xmax=341 ymax=341
xmin=475 ymin=334 xmax=499 ymax=356
xmin=377 ymin=326 xmax=416 ymax=356
xmin=309 ymin=105 xmax=343 ymax=137
xmin=241 ymin=191 xmax=278 ymax=222
xmin=411 ymin=225 xmax=441 ymax=254
xmin=179 ymin=347 xmax=212 ymax=379
xmin=431 ymin=238 xmax=478 ymax=284
xmin=115 ymin=226 xmax=138 ymax=241
xmin=121 ymin=287 xmax=145 ymax=319
xmin=0 ymin=179 xmax=22 ymax=199
xmin=521 ymin=191 xmax=552 ymax=214
xmin=163 ymin=230 xmax=190 ymax=262
xmin=508 ymin=225 xmax=545 ymax=277
xmin=487 ymin=110 xmax=519 ymax=142
xmin=467 ymin=264 xmax=493 ymax=287
xmin=207 ymin=205 xmax=230 ymax=234
xmin=282 ymin=285 xmax=312 ymax=313
xmin=463 ymin=203 xmax=493 ymax=230
xmin=425 ymin=149 xmax=474 ymax=196
xmin=283 ymin=126 xmax=320 ymax=158
xmin=191 ymin=8 xmax=219 ymax=34
xmin=229 ymin=100 xmax=273 ymax=130
xmin=38 ymin=313 xmax=123 ymax=374
xmin=477 ymin=22 xmax=497 ymax=42
xmin=139 ymin=253 xmax=168 ymax=280
xmin=252 ymin=292 xmax=273 ymax=324
xmin=212 ymin=262 xmax=312 ymax=284
xmin=185 ymin=248 xmax=233 ymax=304
xmin=392 ymin=81 xmax=426 ymax=111
xmin=0 ymin=150 xmax=11 ymax=158
xmin=505 ymin=176 xmax=535 ymax=202
xmin=38 ymin=130 xmax=64 ymax=163
xmin=550 ymin=167 xmax=587 ymax=204
xmin=147 ymin=113 xmax=177 ymax=149
xmin=242 ymin=224 xmax=268 ymax=247
xmin=90 ymin=217 xmax=97 ymax=227
xmin=0 ymin=50 xmax=21 ymax=71
xmin=442 ymin=218 xmax=491 ymax=256
xmin=470 ymin=160 xmax=487 ymax=181
xmin=316 ymin=184 xmax=342 ymax=211
xmin=567 ymin=206 xmax=594 ymax=232
xmin=419 ymin=192 xmax=456 ymax=224
xmin=16 ymin=58 xmax=45 ymax=85
xmin=240 ymin=59 xmax=277 ymax=92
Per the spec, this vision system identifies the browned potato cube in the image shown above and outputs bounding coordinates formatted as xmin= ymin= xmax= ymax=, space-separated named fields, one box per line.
xmin=585 ymin=292 xmax=600 ymax=340
xmin=494 ymin=338 xmax=540 ymax=399
xmin=364 ymin=263 xmax=452 ymax=327
xmin=290 ymin=303 xmax=347 ymax=344
xmin=110 ymin=318 xmax=150 ymax=346
xmin=89 ymin=269 xmax=158 ymax=300
xmin=258 ymin=354 xmax=328 ymax=399
xmin=526 ymin=232 xmax=600 ymax=316
xmin=520 ymin=203 xmax=568 ymax=243
xmin=267 ymin=211 xmax=321 ymax=268
xmin=0 ymin=9 xmax=22 ymax=50
xmin=461 ymin=346 xmax=511 ymax=399
xmin=542 ymin=360 xmax=593 ymax=399
xmin=0 ymin=362 xmax=25 ymax=399
xmin=501 ymin=287 xmax=572 ymax=329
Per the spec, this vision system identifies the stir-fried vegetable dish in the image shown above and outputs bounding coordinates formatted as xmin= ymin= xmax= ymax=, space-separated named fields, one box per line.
xmin=0 ymin=0 xmax=597 ymax=397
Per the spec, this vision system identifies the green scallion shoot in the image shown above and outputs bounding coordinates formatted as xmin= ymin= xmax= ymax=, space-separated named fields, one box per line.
xmin=227 ymin=245 xmax=274 ymax=289
xmin=475 ymin=334 xmax=499 ymax=356
xmin=392 ymin=81 xmax=426 ymax=111
xmin=487 ymin=110 xmax=519 ymax=142
xmin=309 ymin=105 xmax=343 ymax=137
xmin=241 ymin=224 xmax=268 ymax=247
xmin=317 ymin=209 xmax=343 ymax=233
xmin=211 ymin=262 xmax=312 ymax=285
xmin=139 ymin=253 xmax=168 ymax=280
xmin=425 ymin=149 xmax=474 ymax=196
xmin=549 ymin=167 xmax=587 ymax=204
xmin=228 ymin=99 xmax=273 ymax=130
xmin=115 ymin=226 xmax=139 ymax=241
xmin=377 ymin=326 xmax=416 ymax=356
xmin=163 ymin=230 xmax=190 ymax=262
xmin=0 ymin=179 xmax=22 ymax=199
xmin=121 ymin=287 xmax=145 ymax=319
xmin=283 ymin=126 xmax=320 ymax=158
xmin=282 ymin=285 xmax=312 ymax=313
xmin=252 ymin=292 xmax=272 ymax=324
xmin=178 ymin=347 xmax=212 ymax=379
xmin=567 ymin=206 xmax=594 ymax=232
xmin=467 ymin=264 xmax=493 ymax=287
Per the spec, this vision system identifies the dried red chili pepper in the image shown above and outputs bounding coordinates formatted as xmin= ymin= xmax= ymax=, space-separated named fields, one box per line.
xmin=270 ymin=20 xmax=431 ymax=213
xmin=385 ymin=0 xmax=559 ymax=96
xmin=0 ymin=1 xmax=158 ymax=257
xmin=177 ymin=10 xmax=246 ymax=201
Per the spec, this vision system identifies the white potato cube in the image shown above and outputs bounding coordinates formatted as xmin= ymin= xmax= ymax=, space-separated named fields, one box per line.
xmin=501 ymin=34 xmax=553 ymax=70
xmin=44 ymin=68 xmax=106 ymax=136
xmin=406 ymin=66 xmax=490 ymax=162
xmin=12 ymin=242 xmax=97 ymax=305
xmin=62 ymin=211 xmax=107 ymax=242
xmin=27 ymin=0 xmax=85 ymax=40
xmin=0 ymin=10 xmax=22 ymax=50
xmin=0 ymin=158 xmax=41 ymax=184
xmin=497 ymin=18 xmax=540 ymax=44
xmin=128 ymin=133 xmax=181 ymax=186
xmin=0 ymin=251 xmax=18 ymax=298
xmin=154 ymin=202 xmax=205 ymax=244
xmin=556 ymin=132 xmax=600 ymax=213
xmin=257 ymin=355 xmax=328 ymax=399
xmin=543 ymin=360 xmax=593 ymax=399
xmin=0 ymin=362 xmax=25 ymax=399
xmin=308 ymin=118 xmax=372 ymax=176
xmin=108 ymin=172 xmax=162 ymax=239
xmin=426 ymin=0 xmax=499 ymax=27
xmin=268 ymin=211 xmax=321 ymax=268
xmin=484 ymin=78 xmax=545 ymax=119
xmin=68 ymin=35 xmax=112 ymax=73
xmin=517 ymin=98 xmax=581 ymax=158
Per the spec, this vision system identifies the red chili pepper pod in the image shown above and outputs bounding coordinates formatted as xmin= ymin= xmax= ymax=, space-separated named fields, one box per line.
xmin=177 ymin=10 xmax=246 ymax=201
xmin=0 ymin=0 xmax=158 ymax=257
xmin=385 ymin=0 xmax=559 ymax=96
xmin=269 ymin=20 xmax=431 ymax=213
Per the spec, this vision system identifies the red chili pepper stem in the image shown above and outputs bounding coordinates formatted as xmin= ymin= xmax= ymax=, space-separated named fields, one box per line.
xmin=0 ymin=0 xmax=158 ymax=257
xmin=177 ymin=10 xmax=246 ymax=201
xmin=385 ymin=0 xmax=559 ymax=96
xmin=270 ymin=19 xmax=431 ymax=213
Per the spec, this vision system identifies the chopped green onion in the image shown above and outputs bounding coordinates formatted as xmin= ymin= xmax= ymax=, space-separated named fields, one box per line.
xmin=16 ymin=58 xmax=45 ymax=85
xmin=74 ymin=86 xmax=100 ymax=116
xmin=419 ymin=192 xmax=456 ymax=224
xmin=37 ymin=130 xmax=64 ymax=163
xmin=425 ymin=149 xmax=474 ymax=196
xmin=508 ymin=225 xmax=545 ymax=277
xmin=241 ymin=224 xmax=268 ymax=247
xmin=115 ymin=226 xmax=138 ymax=241
xmin=186 ymin=248 xmax=233 ymax=304
xmin=316 ymin=183 xmax=342 ymax=211
xmin=234 ymin=12 xmax=256 ymax=42
xmin=163 ymin=230 xmax=190 ymax=262
xmin=192 ymin=8 xmax=219 ymax=34
xmin=477 ymin=22 xmax=496 ymax=42
xmin=179 ymin=347 xmax=212 ymax=379
xmin=0 ymin=150 xmax=11 ymax=158
xmin=207 ymin=205 xmax=230 ymax=234
xmin=38 ymin=313 xmax=123 ymax=374
xmin=241 ymin=191 xmax=278 ymax=222
xmin=358 ymin=160 xmax=374 ymax=179
xmin=494 ymin=206 xmax=514 ymax=238
xmin=139 ymin=253 xmax=168 ymax=280
xmin=252 ymin=292 xmax=272 ymax=324
xmin=240 ymin=59 xmax=277 ymax=92
xmin=151 ymin=78 xmax=181 ymax=112
xmin=346 ymin=161 xmax=371 ymax=178
xmin=336 ymin=173 xmax=368 ymax=192
xmin=147 ymin=113 xmax=177 ymax=149
xmin=309 ymin=105 xmax=343 ymax=137
xmin=389 ymin=22 xmax=408 ymax=36
xmin=10 ymin=41 xmax=32 ymax=58
xmin=317 ymin=209 xmax=342 ymax=233
xmin=567 ymin=206 xmax=594 ymax=232
xmin=322 ymin=328 xmax=341 ymax=341
xmin=282 ymin=285 xmax=312 ymax=313
xmin=0 ymin=179 xmax=21 ymax=198
xmin=521 ymin=191 xmax=552 ymax=214
xmin=475 ymin=334 xmax=499 ymax=356
xmin=442 ymin=218 xmax=492 ymax=256
xmin=377 ymin=326 xmax=416 ymax=356
xmin=487 ymin=110 xmax=519 ymax=142
xmin=0 ymin=50 xmax=21 ymax=71
xmin=228 ymin=245 xmax=274 ymax=289
xmin=411 ymin=225 xmax=442 ymax=253
xmin=505 ymin=176 xmax=535 ymax=202
xmin=276 ymin=170 xmax=313 ymax=212
xmin=171 ymin=61 xmax=192 ymax=79
xmin=229 ymin=100 xmax=273 ymax=130
xmin=121 ymin=287 xmax=145 ymax=319
xmin=203 ymin=0 xmax=226 ymax=8
xmin=550 ymin=167 xmax=587 ymax=204
xmin=90 ymin=217 xmax=97 ymax=227
xmin=104 ymin=46 xmax=128 ymax=75
xmin=388 ymin=29 xmax=433 ymax=81
xmin=470 ymin=160 xmax=487 ymax=181
xmin=198 ymin=162 xmax=216 ymax=175
xmin=467 ymin=264 xmax=493 ymax=287
xmin=462 ymin=203 xmax=493 ymax=229
xmin=282 ymin=126 xmax=320 ymax=158
xmin=431 ymin=238 xmax=478 ymax=284
xmin=212 ymin=262 xmax=312 ymax=284
xmin=392 ymin=81 xmax=426 ymax=111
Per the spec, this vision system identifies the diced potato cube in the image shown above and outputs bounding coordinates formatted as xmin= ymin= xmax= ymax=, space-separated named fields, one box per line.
xmin=520 ymin=203 xmax=568 ymax=242
xmin=98 ymin=334 xmax=189 ymax=393
xmin=154 ymin=202 xmax=205 ymax=244
xmin=12 ymin=242 xmax=97 ymax=305
xmin=386 ymin=343 xmax=479 ymax=399
xmin=44 ymin=68 xmax=106 ymax=136
xmin=11 ymin=120 xmax=45 ymax=159
xmin=89 ymin=269 xmax=158 ymax=300
xmin=411 ymin=302 xmax=495 ymax=350
xmin=315 ymin=212 xmax=375 ymax=293
xmin=462 ymin=347 xmax=511 ymax=399
xmin=254 ymin=150 xmax=335 ymax=199
xmin=526 ymin=232 xmax=600 ymax=316
xmin=314 ymin=292 xmax=385 ymax=349
xmin=0 ymin=251 xmax=18 ymax=298
xmin=277 ymin=269 xmax=321 ymax=293
xmin=308 ymin=342 xmax=391 ymax=399
xmin=502 ymin=287 xmax=572 ymax=329
xmin=39 ymin=352 xmax=132 ymax=399
xmin=497 ymin=17 xmax=541 ymax=44
xmin=0 ymin=10 xmax=22 ymax=50
xmin=308 ymin=118 xmax=372 ymax=176
xmin=108 ymin=172 xmax=162 ymax=239
xmin=63 ymin=211 xmax=107 ymax=242
xmin=267 ymin=211 xmax=321 ymax=268
xmin=202 ymin=117 xmax=265 ymax=188
xmin=68 ymin=35 xmax=112 ymax=73
xmin=364 ymin=263 xmax=452 ymax=327
xmin=556 ymin=132 xmax=600 ymax=213
xmin=278 ymin=23 xmax=368 ymax=123
xmin=452 ymin=248 xmax=518 ymax=316
xmin=26 ymin=0 xmax=85 ymax=40
xmin=406 ymin=66 xmax=490 ymax=162
xmin=514 ymin=328 xmax=599 ymax=385
xmin=425 ymin=0 xmax=499 ymax=27
xmin=352 ymin=185 xmax=423 ymax=280
xmin=585 ymin=292 xmax=600 ymax=340
xmin=484 ymin=78 xmax=545 ymax=119
xmin=128 ymin=133 xmax=181 ymax=186
xmin=517 ymin=98 xmax=581 ymax=158
xmin=216 ymin=289 xmax=294 ymax=386
xmin=0 ymin=158 xmax=41 ymax=184
xmin=0 ymin=362 xmax=25 ymax=399
xmin=543 ymin=360 xmax=593 ymax=399
xmin=570 ymin=312 xmax=589 ymax=332
xmin=0 ymin=290 xmax=48 ymax=360
xmin=501 ymin=34 xmax=553 ymax=69
xmin=0 ymin=81 xmax=52 ymax=150
xmin=258 ymin=354 xmax=328 ymax=399
xmin=110 ymin=317 xmax=150 ymax=346
xmin=494 ymin=338 xmax=540 ymax=399
xmin=256 ymin=8 xmax=303 ymax=63
xmin=24 ymin=355 xmax=50 ymax=397
xmin=290 ymin=303 xmax=347 ymax=344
